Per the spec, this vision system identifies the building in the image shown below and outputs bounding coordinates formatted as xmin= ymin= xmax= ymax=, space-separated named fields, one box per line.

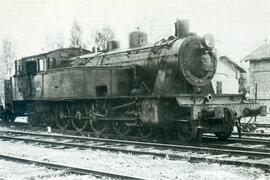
xmin=212 ymin=56 xmax=246 ymax=94
xmin=243 ymin=43 xmax=270 ymax=108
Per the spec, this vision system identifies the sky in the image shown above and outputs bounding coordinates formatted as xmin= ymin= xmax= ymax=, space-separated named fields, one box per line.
xmin=0 ymin=0 xmax=270 ymax=68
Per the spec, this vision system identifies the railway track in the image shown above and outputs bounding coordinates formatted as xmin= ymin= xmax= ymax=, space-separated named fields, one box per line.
xmin=203 ymin=135 xmax=270 ymax=145
xmin=0 ymin=153 xmax=143 ymax=180
xmin=3 ymin=120 xmax=270 ymax=140
xmin=2 ymin=121 xmax=270 ymax=149
xmin=241 ymin=123 xmax=270 ymax=128
xmin=0 ymin=130 xmax=270 ymax=172
xmin=4 ymin=121 xmax=270 ymax=145
xmin=3 ymin=128 xmax=270 ymax=151
xmin=232 ymin=132 xmax=270 ymax=138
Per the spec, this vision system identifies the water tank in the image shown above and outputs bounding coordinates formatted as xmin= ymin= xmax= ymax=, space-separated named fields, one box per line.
xmin=106 ymin=40 xmax=120 ymax=51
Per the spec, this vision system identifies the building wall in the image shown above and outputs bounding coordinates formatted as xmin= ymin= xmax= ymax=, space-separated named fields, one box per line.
xmin=249 ymin=59 xmax=270 ymax=108
xmin=212 ymin=58 xmax=240 ymax=94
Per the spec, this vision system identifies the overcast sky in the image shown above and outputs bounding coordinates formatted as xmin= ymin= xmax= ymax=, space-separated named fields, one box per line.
xmin=0 ymin=0 xmax=269 ymax=67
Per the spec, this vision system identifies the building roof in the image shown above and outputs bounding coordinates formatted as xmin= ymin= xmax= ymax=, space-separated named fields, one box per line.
xmin=243 ymin=43 xmax=270 ymax=61
xmin=219 ymin=56 xmax=246 ymax=73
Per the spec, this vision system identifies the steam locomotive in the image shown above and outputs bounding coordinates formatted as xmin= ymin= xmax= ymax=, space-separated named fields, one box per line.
xmin=1 ymin=20 xmax=266 ymax=141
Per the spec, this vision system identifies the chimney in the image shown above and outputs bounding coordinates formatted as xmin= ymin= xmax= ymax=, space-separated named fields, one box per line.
xmin=175 ymin=19 xmax=189 ymax=38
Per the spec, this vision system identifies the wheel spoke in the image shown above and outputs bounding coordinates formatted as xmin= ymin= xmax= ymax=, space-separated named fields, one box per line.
xmin=56 ymin=104 xmax=70 ymax=130
xmin=112 ymin=122 xmax=131 ymax=136
xmin=138 ymin=126 xmax=153 ymax=138
xmin=89 ymin=103 xmax=109 ymax=135
xmin=71 ymin=104 xmax=88 ymax=131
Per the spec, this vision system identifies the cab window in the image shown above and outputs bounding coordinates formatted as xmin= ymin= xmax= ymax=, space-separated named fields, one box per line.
xmin=15 ymin=60 xmax=22 ymax=75
xmin=26 ymin=61 xmax=37 ymax=75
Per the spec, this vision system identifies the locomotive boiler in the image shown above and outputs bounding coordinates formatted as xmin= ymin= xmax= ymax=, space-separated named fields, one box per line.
xmin=3 ymin=20 xmax=266 ymax=141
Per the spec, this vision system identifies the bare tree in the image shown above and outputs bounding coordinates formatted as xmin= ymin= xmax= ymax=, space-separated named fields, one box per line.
xmin=0 ymin=38 xmax=15 ymax=78
xmin=55 ymin=32 xmax=65 ymax=49
xmin=70 ymin=20 xmax=83 ymax=48
xmin=94 ymin=25 xmax=115 ymax=49
xmin=42 ymin=32 xmax=65 ymax=52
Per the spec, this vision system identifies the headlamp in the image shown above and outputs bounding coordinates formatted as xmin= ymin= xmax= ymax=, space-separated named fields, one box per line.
xmin=203 ymin=34 xmax=215 ymax=49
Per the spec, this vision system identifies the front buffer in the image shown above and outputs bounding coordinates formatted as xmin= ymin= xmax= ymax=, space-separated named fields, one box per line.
xmin=176 ymin=94 xmax=267 ymax=141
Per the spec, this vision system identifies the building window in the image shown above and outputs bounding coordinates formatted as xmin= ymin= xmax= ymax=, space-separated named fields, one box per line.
xmin=48 ymin=58 xmax=57 ymax=69
xmin=38 ymin=59 xmax=44 ymax=72
xmin=216 ymin=81 xmax=222 ymax=94
xmin=47 ymin=58 xmax=50 ymax=70
xmin=53 ymin=58 xmax=57 ymax=68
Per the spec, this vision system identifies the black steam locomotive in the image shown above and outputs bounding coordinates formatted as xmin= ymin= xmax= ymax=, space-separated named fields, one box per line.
xmin=1 ymin=20 xmax=266 ymax=141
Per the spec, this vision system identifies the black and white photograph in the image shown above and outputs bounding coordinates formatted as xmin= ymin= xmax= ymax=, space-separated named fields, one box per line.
xmin=0 ymin=0 xmax=270 ymax=179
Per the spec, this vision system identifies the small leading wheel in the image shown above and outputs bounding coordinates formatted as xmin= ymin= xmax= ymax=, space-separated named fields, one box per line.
xmin=56 ymin=104 xmax=70 ymax=130
xmin=214 ymin=109 xmax=234 ymax=140
xmin=177 ymin=121 xmax=198 ymax=142
xmin=89 ymin=103 xmax=109 ymax=135
xmin=138 ymin=126 xmax=153 ymax=138
xmin=71 ymin=104 xmax=89 ymax=131
xmin=111 ymin=122 xmax=132 ymax=136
